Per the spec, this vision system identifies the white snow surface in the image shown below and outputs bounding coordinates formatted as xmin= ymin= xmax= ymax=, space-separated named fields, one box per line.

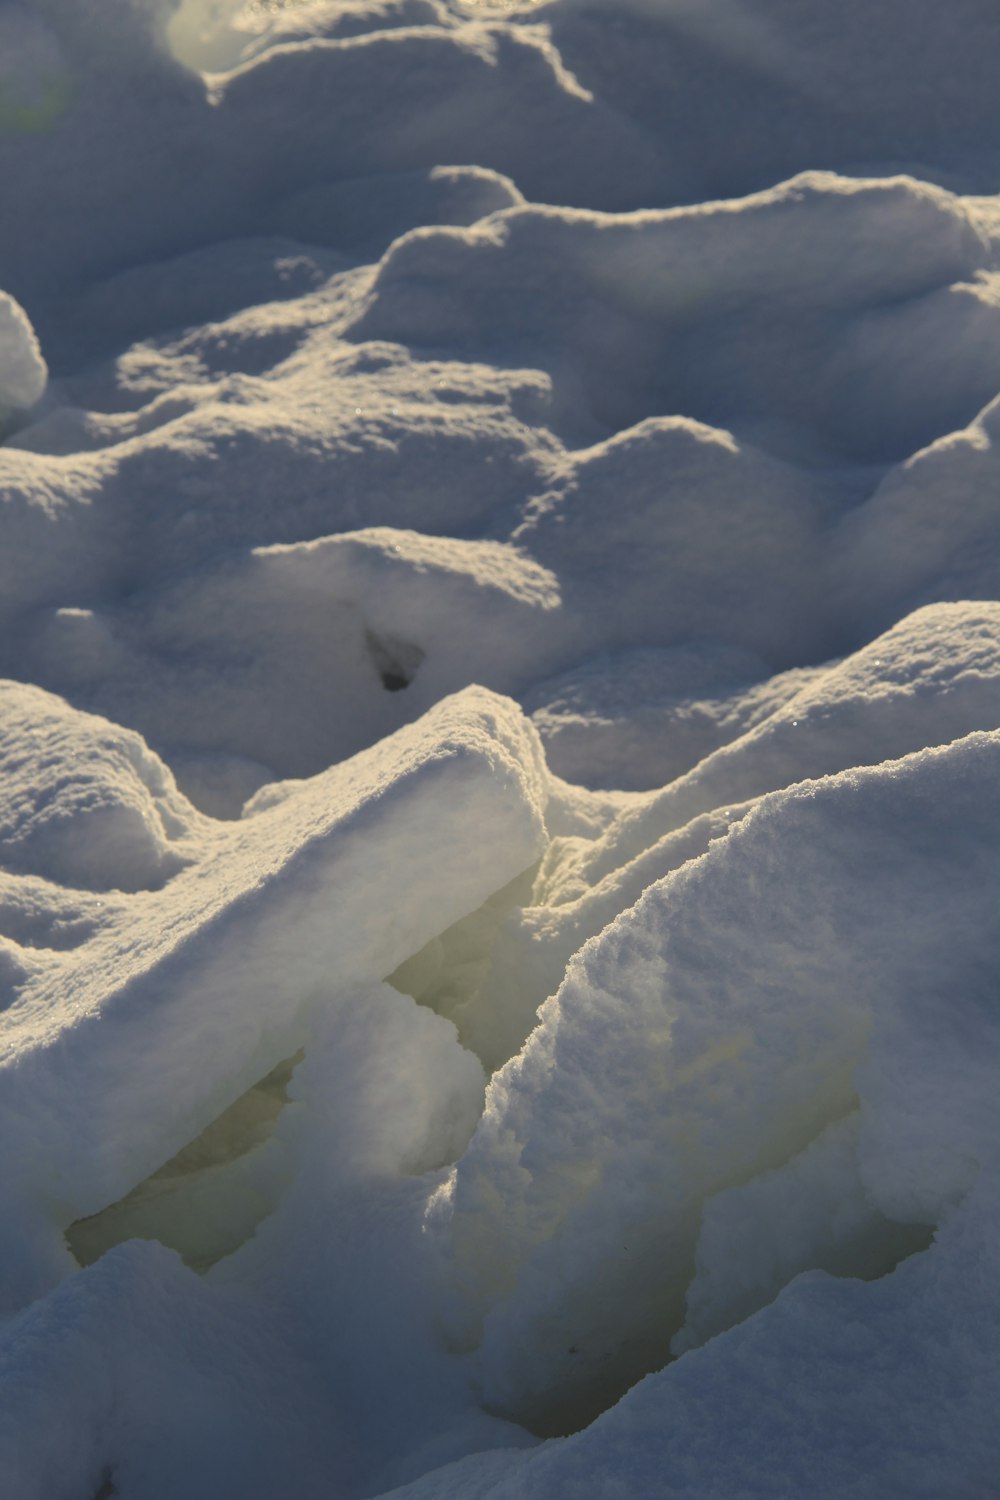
xmin=0 ymin=1 xmax=998 ymax=1497
xmin=0 ymin=292 xmax=47 ymax=421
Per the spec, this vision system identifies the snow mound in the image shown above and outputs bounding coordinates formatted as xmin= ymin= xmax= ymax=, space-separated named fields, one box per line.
xmin=0 ymin=292 xmax=46 ymax=423
xmin=0 ymin=682 xmax=195 ymax=893
xmin=352 ymin=174 xmax=996 ymax=460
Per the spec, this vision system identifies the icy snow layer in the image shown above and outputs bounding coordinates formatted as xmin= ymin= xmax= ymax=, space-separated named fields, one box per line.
xmin=1 ymin=0 xmax=1000 ymax=1496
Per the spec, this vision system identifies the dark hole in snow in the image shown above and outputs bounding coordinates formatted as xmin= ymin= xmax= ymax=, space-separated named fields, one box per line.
xmin=91 ymin=1470 xmax=116 ymax=1500
xmin=364 ymin=627 xmax=425 ymax=693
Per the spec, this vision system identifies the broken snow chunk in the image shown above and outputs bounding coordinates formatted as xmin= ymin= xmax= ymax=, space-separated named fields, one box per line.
xmin=672 ymin=1115 xmax=933 ymax=1356
xmin=437 ymin=730 xmax=1000 ymax=1432
xmin=0 ymin=687 xmax=549 ymax=1314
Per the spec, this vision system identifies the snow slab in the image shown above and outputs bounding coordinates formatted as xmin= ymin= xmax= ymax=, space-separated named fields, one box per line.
xmin=0 ymin=684 xmax=548 ymax=1308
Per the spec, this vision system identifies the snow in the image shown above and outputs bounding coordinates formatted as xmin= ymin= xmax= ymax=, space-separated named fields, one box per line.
xmin=0 ymin=0 xmax=998 ymax=1496
xmin=0 ymin=293 xmax=46 ymax=424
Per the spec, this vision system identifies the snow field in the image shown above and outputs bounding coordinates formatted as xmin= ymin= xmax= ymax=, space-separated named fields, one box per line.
xmin=0 ymin=0 xmax=998 ymax=1496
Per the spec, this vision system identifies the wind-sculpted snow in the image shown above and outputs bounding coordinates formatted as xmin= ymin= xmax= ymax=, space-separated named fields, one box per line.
xmin=0 ymin=292 xmax=47 ymax=426
xmin=0 ymin=2 xmax=998 ymax=1497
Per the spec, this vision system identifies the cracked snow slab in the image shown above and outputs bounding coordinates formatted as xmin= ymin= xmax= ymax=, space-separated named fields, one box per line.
xmin=0 ymin=685 xmax=548 ymax=1310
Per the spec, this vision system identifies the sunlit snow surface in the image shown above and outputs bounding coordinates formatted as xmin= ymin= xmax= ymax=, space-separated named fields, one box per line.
xmin=1 ymin=1 xmax=999 ymax=1496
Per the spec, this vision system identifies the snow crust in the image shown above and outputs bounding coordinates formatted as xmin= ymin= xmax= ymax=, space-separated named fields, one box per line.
xmin=0 ymin=1 xmax=998 ymax=1496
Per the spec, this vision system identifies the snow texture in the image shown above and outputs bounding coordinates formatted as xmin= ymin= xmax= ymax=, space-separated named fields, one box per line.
xmin=0 ymin=0 xmax=998 ymax=1496
xmin=0 ymin=292 xmax=46 ymax=422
